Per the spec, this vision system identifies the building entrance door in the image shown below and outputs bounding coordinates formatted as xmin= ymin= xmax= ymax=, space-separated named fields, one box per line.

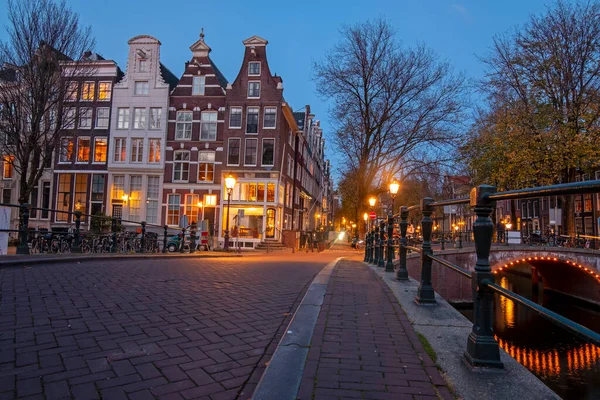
xmin=266 ymin=208 xmax=276 ymax=239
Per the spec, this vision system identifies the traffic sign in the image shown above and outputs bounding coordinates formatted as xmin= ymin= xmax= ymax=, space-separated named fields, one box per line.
xmin=369 ymin=211 xmax=376 ymax=219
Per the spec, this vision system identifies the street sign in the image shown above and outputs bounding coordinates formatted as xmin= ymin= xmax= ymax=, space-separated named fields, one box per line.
xmin=369 ymin=211 xmax=376 ymax=219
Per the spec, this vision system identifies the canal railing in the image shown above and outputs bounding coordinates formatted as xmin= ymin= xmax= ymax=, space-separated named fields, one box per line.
xmin=364 ymin=181 xmax=600 ymax=369
xmin=1 ymin=202 xmax=200 ymax=255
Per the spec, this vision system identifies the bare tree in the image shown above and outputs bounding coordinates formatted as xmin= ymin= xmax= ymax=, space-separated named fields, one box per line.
xmin=0 ymin=0 xmax=95 ymax=204
xmin=314 ymin=18 xmax=466 ymax=223
xmin=474 ymin=0 xmax=600 ymax=234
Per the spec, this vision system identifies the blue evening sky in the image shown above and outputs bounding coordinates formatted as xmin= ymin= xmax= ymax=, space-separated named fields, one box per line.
xmin=0 ymin=0 xmax=553 ymax=176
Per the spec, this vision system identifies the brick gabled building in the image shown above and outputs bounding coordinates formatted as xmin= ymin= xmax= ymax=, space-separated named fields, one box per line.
xmin=220 ymin=35 xmax=299 ymax=247
xmin=162 ymin=32 xmax=228 ymax=232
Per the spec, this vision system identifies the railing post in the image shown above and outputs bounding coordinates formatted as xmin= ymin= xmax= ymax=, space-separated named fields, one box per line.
xmin=464 ymin=185 xmax=503 ymax=369
xmin=415 ymin=198 xmax=436 ymax=305
xmin=378 ymin=220 xmax=385 ymax=267
xmin=368 ymin=229 xmax=374 ymax=263
xmin=372 ymin=226 xmax=379 ymax=265
xmin=190 ymin=222 xmax=197 ymax=254
xmin=397 ymin=206 xmax=409 ymax=281
xmin=364 ymin=231 xmax=369 ymax=262
xmin=459 ymin=231 xmax=463 ymax=249
xmin=71 ymin=211 xmax=82 ymax=253
xmin=385 ymin=213 xmax=395 ymax=272
xmin=180 ymin=228 xmax=186 ymax=253
xmin=163 ymin=225 xmax=168 ymax=253
xmin=441 ymin=230 xmax=445 ymax=250
xmin=111 ymin=218 xmax=117 ymax=253
xmin=139 ymin=221 xmax=146 ymax=253
xmin=16 ymin=203 xmax=31 ymax=255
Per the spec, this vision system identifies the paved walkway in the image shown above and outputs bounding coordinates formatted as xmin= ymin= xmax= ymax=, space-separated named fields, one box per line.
xmin=296 ymin=258 xmax=452 ymax=400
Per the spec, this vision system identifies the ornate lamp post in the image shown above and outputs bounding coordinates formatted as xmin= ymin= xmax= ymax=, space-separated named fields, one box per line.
xmin=386 ymin=180 xmax=400 ymax=271
xmin=223 ymin=174 xmax=236 ymax=251
xmin=368 ymin=197 xmax=376 ymax=263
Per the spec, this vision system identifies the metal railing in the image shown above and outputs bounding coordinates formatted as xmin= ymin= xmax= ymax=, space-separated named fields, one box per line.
xmin=363 ymin=181 xmax=600 ymax=369
xmin=3 ymin=202 xmax=197 ymax=256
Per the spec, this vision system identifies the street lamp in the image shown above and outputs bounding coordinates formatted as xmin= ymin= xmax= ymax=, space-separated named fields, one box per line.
xmin=389 ymin=180 xmax=400 ymax=209
xmin=224 ymin=174 xmax=236 ymax=251
xmin=369 ymin=197 xmax=376 ymax=208
xmin=363 ymin=212 xmax=368 ymax=234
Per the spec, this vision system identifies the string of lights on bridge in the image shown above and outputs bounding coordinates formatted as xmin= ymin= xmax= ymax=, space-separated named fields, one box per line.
xmin=494 ymin=256 xmax=600 ymax=282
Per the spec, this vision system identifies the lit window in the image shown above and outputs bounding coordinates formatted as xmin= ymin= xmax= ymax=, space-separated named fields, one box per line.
xmin=59 ymin=137 xmax=74 ymax=162
xmin=129 ymin=175 xmax=142 ymax=222
xmin=95 ymin=107 xmax=110 ymax=128
xmin=78 ymin=107 xmax=92 ymax=129
xmin=200 ymin=111 xmax=217 ymax=141
xmin=175 ymin=111 xmax=192 ymax=140
xmin=117 ymin=108 xmax=129 ymax=129
xmin=134 ymin=81 xmax=149 ymax=95
xmin=167 ymin=194 xmax=180 ymax=225
xmin=248 ymin=82 xmax=260 ymax=98
xmin=3 ymin=156 xmax=13 ymax=179
xmin=81 ymin=82 xmax=95 ymax=101
xmin=148 ymin=139 xmax=160 ymax=163
xmin=93 ymin=137 xmax=107 ymax=162
xmin=192 ymin=76 xmax=205 ymax=95
xmin=98 ymin=82 xmax=112 ymax=101
xmin=66 ymin=81 xmax=78 ymax=101
xmin=246 ymin=107 xmax=259 ymax=134
xmin=228 ymin=138 xmax=240 ymax=165
xmin=184 ymin=194 xmax=200 ymax=224
xmin=244 ymin=138 xmax=258 ymax=166
xmin=113 ymin=138 xmax=126 ymax=162
xmin=263 ymin=107 xmax=276 ymax=128
xmin=248 ymin=62 xmax=260 ymax=76
xmin=77 ymin=137 xmax=90 ymax=162
xmin=229 ymin=107 xmax=242 ymax=128
xmin=262 ymin=138 xmax=275 ymax=166
xmin=133 ymin=108 xmax=146 ymax=129
xmin=173 ymin=151 xmax=190 ymax=182
xmin=138 ymin=59 xmax=148 ymax=73
xmin=198 ymin=151 xmax=215 ymax=182
xmin=56 ymin=174 xmax=71 ymax=221
xmin=149 ymin=108 xmax=162 ymax=129
xmin=112 ymin=175 xmax=125 ymax=200
xmin=131 ymin=138 xmax=144 ymax=163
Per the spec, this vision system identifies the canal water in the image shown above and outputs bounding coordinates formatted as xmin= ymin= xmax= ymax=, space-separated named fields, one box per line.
xmin=459 ymin=261 xmax=600 ymax=400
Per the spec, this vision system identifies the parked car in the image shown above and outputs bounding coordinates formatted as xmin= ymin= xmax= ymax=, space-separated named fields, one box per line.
xmin=166 ymin=234 xmax=190 ymax=252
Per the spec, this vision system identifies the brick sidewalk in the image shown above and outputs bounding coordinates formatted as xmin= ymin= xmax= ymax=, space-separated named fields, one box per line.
xmin=297 ymin=259 xmax=452 ymax=400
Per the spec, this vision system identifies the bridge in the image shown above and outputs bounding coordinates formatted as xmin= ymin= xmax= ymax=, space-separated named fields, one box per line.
xmin=403 ymin=245 xmax=600 ymax=304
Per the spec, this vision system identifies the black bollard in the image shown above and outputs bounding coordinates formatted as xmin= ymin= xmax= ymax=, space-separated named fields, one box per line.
xmin=71 ymin=211 xmax=82 ymax=253
xmin=111 ymin=218 xmax=117 ymax=253
xmin=163 ymin=225 xmax=168 ymax=253
xmin=139 ymin=221 xmax=146 ymax=253
xmin=16 ymin=203 xmax=31 ymax=255
xmin=385 ymin=213 xmax=395 ymax=272
xmin=396 ymin=206 xmax=409 ymax=281
xmin=190 ymin=223 xmax=197 ymax=254
xmin=180 ymin=228 xmax=186 ymax=253
xmin=378 ymin=220 xmax=385 ymax=268
xmin=415 ymin=198 xmax=436 ymax=305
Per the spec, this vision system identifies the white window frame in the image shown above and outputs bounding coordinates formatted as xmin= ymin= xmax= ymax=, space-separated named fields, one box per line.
xmin=200 ymin=111 xmax=217 ymax=141
xmin=192 ymin=76 xmax=205 ymax=95
xmin=59 ymin=137 xmax=73 ymax=163
xmin=198 ymin=151 xmax=215 ymax=183
xmin=98 ymin=81 xmax=112 ymax=101
xmin=78 ymin=107 xmax=92 ymax=129
xmin=76 ymin=136 xmax=91 ymax=163
xmin=113 ymin=138 xmax=127 ymax=163
xmin=262 ymin=138 xmax=275 ymax=167
xmin=175 ymin=111 xmax=193 ymax=140
xmin=244 ymin=138 xmax=258 ymax=166
xmin=93 ymin=137 xmax=108 ymax=163
xmin=167 ymin=194 xmax=181 ymax=226
xmin=138 ymin=59 xmax=148 ymax=73
xmin=263 ymin=107 xmax=276 ymax=129
xmin=248 ymin=81 xmax=260 ymax=99
xmin=148 ymin=139 xmax=161 ymax=163
xmin=134 ymin=81 xmax=149 ymax=95
xmin=246 ymin=107 xmax=259 ymax=134
xmin=64 ymin=108 xmax=76 ymax=129
xmin=149 ymin=108 xmax=162 ymax=130
xmin=66 ymin=81 xmax=78 ymax=101
xmin=146 ymin=175 xmax=160 ymax=224
xmin=229 ymin=107 xmax=242 ymax=129
xmin=131 ymin=138 xmax=144 ymax=163
xmin=227 ymin=138 xmax=241 ymax=166
xmin=133 ymin=108 xmax=146 ymax=130
xmin=81 ymin=81 xmax=95 ymax=101
xmin=95 ymin=107 xmax=110 ymax=128
xmin=173 ymin=150 xmax=190 ymax=182
xmin=117 ymin=108 xmax=129 ymax=129
xmin=248 ymin=62 xmax=261 ymax=76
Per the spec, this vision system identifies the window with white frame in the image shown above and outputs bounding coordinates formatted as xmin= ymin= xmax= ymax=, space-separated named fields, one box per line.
xmin=112 ymin=175 xmax=125 ymax=200
xmin=131 ymin=138 xmax=143 ymax=163
xmin=149 ymin=108 xmax=161 ymax=129
xmin=76 ymin=137 xmax=90 ymax=162
xmin=93 ymin=137 xmax=107 ymax=163
xmin=148 ymin=139 xmax=160 ymax=163
xmin=59 ymin=137 xmax=74 ymax=162
xmin=146 ymin=176 xmax=160 ymax=224
xmin=245 ymin=138 xmax=258 ymax=166
xmin=246 ymin=107 xmax=259 ymax=134
xmin=248 ymin=62 xmax=260 ymax=76
xmin=262 ymin=138 xmax=275 ymax=166
xmin=95 ymin=107 xmax=109 ymax=128
xmin=167 ymin=194 xmax=180 ymax=225
xmin=263 ymin=107 xmax=276 ymax=128
xmin=228 ymin=138 xmax=240 ymax=165
xmin=129 ymin=175 xmax=142 ymax=222
xmin=134 ymin=81 xmax=149 ymax=95
xmin=138 ymin=59 xmax=148 ymax=73
xmin=66 ymin=81 xmax=78 ymax=101
xmin=229 ymin=107 xmax=242 ymax=128
xmin=113 ymin=138 xmax=126 ymax=162
xmin=184 ymin=194 xmax=200 ymax=224
xmin=198 ymin=151 xmax=215 ymax=182
xmin=192 ymin=76 xmax=205 ymax=95
xmin=81 ymin=82 xmax=95 ymax=101
xmin=64 ymin=108 xmax=76 ymax=129
xmin=133 ymin=108 xmax=146 ymax=129
xmin=98 ymin=82 xmax=112 ymax=101
xmin=248 ymin=82 xmax=260 ymax=98
xmin=79 ymin=107 xmax=92 ymax=129
xmin=117 ymin=108 xmax=129 ymax=129
xmin=90 ymin=174 xmax=105 ymax=215
xmin=173 ymin=151 xmax=190 ymax=182
xmin=200 ymin=111 xmax=217 ymax=140
xmin=3 ymin=156 xmax=13 ymax=179
xmin=175 ymin=111 xmax=192 ymax=140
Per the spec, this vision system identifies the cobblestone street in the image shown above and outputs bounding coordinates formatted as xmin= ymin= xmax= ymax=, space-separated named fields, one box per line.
xmin=0 ymin=253 xmax=343 ymax=400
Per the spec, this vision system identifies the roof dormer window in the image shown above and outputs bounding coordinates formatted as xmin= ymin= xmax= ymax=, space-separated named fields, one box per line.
xmin=192 ymin=76 xmax=205 ymax=95
xmin=248 ymin=62 xmax=260 ymax=76
xmin=138 ymin=59 xmax=148 ymax=73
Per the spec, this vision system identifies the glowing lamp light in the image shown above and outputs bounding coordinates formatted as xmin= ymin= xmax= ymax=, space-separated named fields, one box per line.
xmin=197 ymin=201 xmax=203 ymax=208
xmin=368 ymin=197 xmax=376 ymax=207
xmin=225 ymin=174 xmax=236 ymax=191
xmin=389 ymin=180 xmax=400 ymax=196
xmin=363 ymin=213 xmax=368 ymax=221
xmin=121 ymin=194 xmax=128 ymax=203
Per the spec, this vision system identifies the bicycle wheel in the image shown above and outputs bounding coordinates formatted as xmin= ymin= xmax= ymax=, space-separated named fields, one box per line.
xmin=30 ymin=239 xmax=40 ymax=254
